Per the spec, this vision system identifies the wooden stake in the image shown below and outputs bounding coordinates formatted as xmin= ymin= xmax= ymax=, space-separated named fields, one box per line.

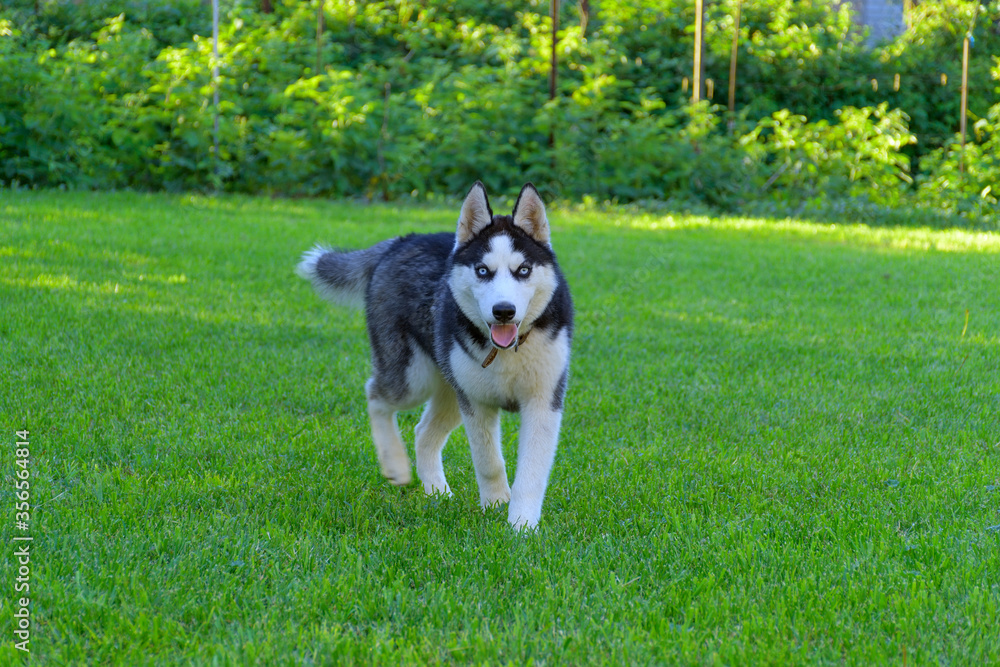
xmin=728 ymin=0 xmax=741 ymax=117
xmin=212 ymin=0 xmax=219 ymax=177
xmin=316 ymin=1 xmax=325 ymax=74
xmin=550 ymin=0 xmax=560 ymax=102
xmin=693 ymin=0 xmax=704 ymax=104
xmin=960 ymin=34 xmax=969 ymax=174
xmin=549 ymin=0 xmax=559 ymax=157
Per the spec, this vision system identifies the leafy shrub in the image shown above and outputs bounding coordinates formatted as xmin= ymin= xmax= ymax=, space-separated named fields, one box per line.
xmin=0 ymin=0 xmax=998 ymax=228
xmin=0 ymin=20 xmax=107 ymax=187
xmin=740 ymin=103 xmax=916 ymax=209
xmin=917 ymin=103 xmax=1000 ymax=222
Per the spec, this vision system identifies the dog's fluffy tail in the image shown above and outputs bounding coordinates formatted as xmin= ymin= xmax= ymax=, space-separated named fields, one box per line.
xmin=296 ymin=239 xmax=397 ymax=309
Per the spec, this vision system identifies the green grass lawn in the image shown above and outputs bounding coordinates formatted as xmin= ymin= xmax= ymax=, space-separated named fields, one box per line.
xmin=2 ymin=191 xmax=999 ymax=664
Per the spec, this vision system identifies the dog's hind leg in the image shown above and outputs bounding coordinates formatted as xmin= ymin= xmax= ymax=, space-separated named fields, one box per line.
xmin=414 ymin=383 xmax=461 ymax=496
xmin=462 ymin=405 xmax=511 ymax=508
xmin=365 ymin=378 xmax=412 ymax=486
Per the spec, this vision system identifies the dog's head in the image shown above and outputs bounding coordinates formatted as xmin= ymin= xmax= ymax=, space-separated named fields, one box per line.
xmin=450 ymin=182 xmax=559 ymax=349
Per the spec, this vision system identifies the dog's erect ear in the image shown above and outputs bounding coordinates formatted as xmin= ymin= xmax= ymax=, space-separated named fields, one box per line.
xmin=456 ymin=181 xmax=493 ymax=245
xmin=512 ymin=183 xmax=550 ymax=245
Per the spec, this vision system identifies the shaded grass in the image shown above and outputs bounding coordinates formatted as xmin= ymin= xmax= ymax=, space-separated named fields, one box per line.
xmin=2 ymin=191 xmax=999 ymax=664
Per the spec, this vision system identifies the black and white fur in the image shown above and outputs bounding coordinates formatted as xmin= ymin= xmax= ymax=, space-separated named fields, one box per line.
xmin=297 ymin=183 xmax=573 ymax=529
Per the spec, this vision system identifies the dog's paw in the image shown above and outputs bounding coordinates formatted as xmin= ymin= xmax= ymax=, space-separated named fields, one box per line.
xmin=480 ymin=498 xmax=509 ymax=513
xmin=507 ymin=514 xmax=539 ymax=532
xmin=382 ymin=465 xmax=412 ymax=486
xmin=507 ymin=498 xmax=541 ymax=531
xmin=422 ymin=478 xmax=453 ymax=497
xmin=378 ymin=446 xmax=413 ymax=486
xmin=479 ymin=485 xmax=511 ymax=510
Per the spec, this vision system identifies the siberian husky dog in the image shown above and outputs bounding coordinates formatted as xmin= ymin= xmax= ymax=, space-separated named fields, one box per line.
xmin=297 ymin=182 xmax=573 ymax=529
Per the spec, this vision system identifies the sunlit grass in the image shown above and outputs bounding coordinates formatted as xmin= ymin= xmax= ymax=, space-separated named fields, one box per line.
xmin=2 ymin=190 xmax=998 ymax=665
xmin=567 ymin=207 xmax=1000 ymax=253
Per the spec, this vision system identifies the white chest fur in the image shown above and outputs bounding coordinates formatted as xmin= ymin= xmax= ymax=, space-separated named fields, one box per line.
xmin=449 ymin=328 xmax=570 ymax=409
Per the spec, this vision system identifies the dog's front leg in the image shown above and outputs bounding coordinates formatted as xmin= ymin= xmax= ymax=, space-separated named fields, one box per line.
xmin=507 ymin=402 xmax=563 ymax=530
xmin=462 ymin=404 xmax=511 ymax=508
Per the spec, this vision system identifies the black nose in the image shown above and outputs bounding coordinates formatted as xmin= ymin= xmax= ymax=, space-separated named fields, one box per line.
xmin=492 ymin=302 xmax=516 ymax=322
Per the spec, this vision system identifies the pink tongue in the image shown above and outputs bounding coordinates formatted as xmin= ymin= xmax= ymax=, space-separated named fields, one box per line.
xmin=490 ymin=323 xmax=518 ymax=348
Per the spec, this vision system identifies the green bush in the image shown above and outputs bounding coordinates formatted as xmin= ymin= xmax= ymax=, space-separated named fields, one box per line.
xmin=741 ymin=103 xmax=916 ymax=208
xmin=917 ymin=98 xmax=1000 ymax=221
xmin=0 ymin=20 xmax=106 ymax=187
xmin=0 ymin=0 xmax=998 ymax=227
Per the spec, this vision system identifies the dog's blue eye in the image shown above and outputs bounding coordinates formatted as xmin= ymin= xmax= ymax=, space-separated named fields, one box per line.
xmin=476 ymin=265 xmax=489 ymax=277
xmin=517 ymin=264 xmax=531 ymax=277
